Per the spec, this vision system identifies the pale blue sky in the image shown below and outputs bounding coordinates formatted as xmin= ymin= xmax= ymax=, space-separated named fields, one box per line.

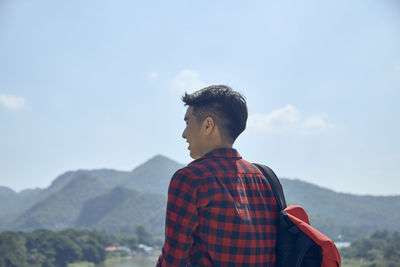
xmin=0 ymin=0 xmax=399 ymax=195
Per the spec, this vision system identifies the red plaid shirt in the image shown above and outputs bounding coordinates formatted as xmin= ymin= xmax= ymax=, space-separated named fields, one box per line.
xmin=157 ymin=148 xmax=279 ymax=266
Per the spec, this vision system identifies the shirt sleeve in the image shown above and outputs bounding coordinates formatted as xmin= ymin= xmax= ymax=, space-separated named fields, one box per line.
xmin=157 ymin=170 xmax=199 ymax=267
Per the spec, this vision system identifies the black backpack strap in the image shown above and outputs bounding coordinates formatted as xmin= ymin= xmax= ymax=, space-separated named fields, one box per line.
xmin=254 ymin=163 xmax=287 ymax=210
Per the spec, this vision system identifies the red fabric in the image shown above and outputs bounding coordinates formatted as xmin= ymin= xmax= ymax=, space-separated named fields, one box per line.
xmin=285 ymin=205 xmax=310 ymax=224
xmin=285 ymin=207 xmax=341 ymax=267
xmin=157 ymin=148 xmax=280 ymax=266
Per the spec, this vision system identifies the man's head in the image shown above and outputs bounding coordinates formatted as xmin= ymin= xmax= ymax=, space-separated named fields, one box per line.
xmin=181 ymin=85 xmax=248 ymax=159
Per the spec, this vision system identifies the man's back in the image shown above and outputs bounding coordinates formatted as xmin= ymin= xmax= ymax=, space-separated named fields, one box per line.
xmin=157 ymin=148 xmax=279 ymax=266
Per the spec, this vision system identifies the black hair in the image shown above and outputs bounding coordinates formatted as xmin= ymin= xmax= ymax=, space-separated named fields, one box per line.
xmin=181 ymin=85 xmax=248 ymax=142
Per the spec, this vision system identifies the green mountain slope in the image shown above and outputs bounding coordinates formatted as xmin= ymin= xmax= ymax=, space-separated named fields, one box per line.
xmin=49 ymin=169 xmax=130 ymax=191
xmin=76 ymin=186 xmax=166 ymax=235
xmin=0 ymin=187 xmax=45 ymax=228
xmin=1 ymin=155 xmax=180 ymax=233
xmin=122 ymin=155 xmax=185 ymax=195
xmin=12 ymin=174 xmax=109 ymax=230
xmin=0 ymin=186 xmax=17 ymax=215
xmin=43 ymin=155 xmax=183 ymax=195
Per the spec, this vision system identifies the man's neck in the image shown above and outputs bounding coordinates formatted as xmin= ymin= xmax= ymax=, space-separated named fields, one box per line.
xmin=202 ymin=142 xmax=233 ymax=156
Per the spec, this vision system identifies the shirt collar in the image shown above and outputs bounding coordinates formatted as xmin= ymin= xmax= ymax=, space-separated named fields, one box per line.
xmin=190 ymin=148 xmax=242 ymax=164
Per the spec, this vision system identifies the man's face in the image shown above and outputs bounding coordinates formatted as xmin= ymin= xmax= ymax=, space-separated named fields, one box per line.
xmin=182 ymin=106 xmax=206 ymax=159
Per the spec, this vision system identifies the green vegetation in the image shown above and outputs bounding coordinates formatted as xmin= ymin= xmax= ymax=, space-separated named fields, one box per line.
xmin=341 ymin=230 xmax=400 ymax=267
xmin=0 ymin=232 xmax=26 ymax=267
xmin=0 ymin=226 xmax=157 ymax=267
xmin=1 ymin=155 xmax=175 ymax=236
xmin=12 ymin=175 xmax=110 ymax=231
xmin=76 ymin=186 xmax=166 ymax=236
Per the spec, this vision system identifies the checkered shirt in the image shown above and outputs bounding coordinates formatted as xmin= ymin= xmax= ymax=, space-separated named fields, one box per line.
xmin=157 ymin=148 xmax=279 ymax=266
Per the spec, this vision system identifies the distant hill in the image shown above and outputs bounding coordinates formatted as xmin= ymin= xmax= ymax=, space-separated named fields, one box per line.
xmin=12 ymin=173 xmax=110 ymax=230
xmin=1 ymin=155 xmax=180 ymax=235
xmin=0 ymin=155 xmax=181 ymax=229
xmin=123 ymin=155 xmax=185 ymax=194
xmin=0 ymin=186 xmax=44 ymax=226
xmin=1 ymin=155 xmax=399 ymax=241
xmin=0 ymin=186 xmax=17 ymax=215
xmin=46 ymin=154 xmax=183 ymax=195
xmin=48 ymin=169 xmax=129 ymax=192
xmin=76 ymin=186 xmax=166 ymax=235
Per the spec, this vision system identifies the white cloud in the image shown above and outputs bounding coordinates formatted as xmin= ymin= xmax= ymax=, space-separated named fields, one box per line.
xmin=395 ymin=65 xmax=400 ymax=73
xmin=247 ymin=105 xmax=334 ymax=135
xmin=170 ymin=70 xmax=206 ymax=94
xmin=303 ymin=116 xmax=333 ymax=133
xmin=248 ymin=105 xmax=300 ymax=133
xmin=0 ymin=94 xmax=27 ymax=110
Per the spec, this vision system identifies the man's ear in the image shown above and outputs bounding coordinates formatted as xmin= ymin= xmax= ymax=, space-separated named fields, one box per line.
xmin=203 ymin=116 xmax=215 ymax=135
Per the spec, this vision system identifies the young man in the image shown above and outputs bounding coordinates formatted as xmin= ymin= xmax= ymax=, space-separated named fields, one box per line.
xmin=157 ymin=85 xmax=279 ymax=266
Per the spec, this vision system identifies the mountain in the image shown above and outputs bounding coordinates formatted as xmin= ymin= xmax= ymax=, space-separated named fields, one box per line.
xmin=0 ymin=155 xmax=180 ymax=229
xmin=1 ymin=155 xmax=399 ymax=241
xmin=0 ymin=186 xmax=44 ymax=227
xmin=46 ymin=155 xmax=183 ymax=195
xmin=48 ymin=169 xmax=130 ymax=192
xmin=0 ymin=186 xmax=17 ymax=214
xmin=12 ymin=173 xmax=109 ymax=230
xmin=122 ymin=155 xmax=185 ymax=194
xmin=3 ymin=155 xmax=179 ymax=234
xmin=76 ymin=186 xmax=166 ymax=235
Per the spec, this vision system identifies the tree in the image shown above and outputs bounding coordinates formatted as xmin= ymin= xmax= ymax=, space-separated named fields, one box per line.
xmin=0 ymin=232 xmax=27 ymax=267
xmin=136 ymin=225 xmax=153 ymax=245
xmin=70 ymin=231 xmax=106 ymax=264
xmin=24 ymin=229 xmax=81 ymax=267
xmin=341 ymin=230 xmax=400 ymax=265
xmin=53 ymin=235 xmax=81 ymax=267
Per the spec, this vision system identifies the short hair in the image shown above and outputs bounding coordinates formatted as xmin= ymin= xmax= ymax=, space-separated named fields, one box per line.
xmin=182 ymin=85 xmax=248 ymax=143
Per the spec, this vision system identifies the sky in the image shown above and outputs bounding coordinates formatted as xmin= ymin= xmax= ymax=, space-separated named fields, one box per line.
xmin=0 ymin=0 xmax=399 ymax=195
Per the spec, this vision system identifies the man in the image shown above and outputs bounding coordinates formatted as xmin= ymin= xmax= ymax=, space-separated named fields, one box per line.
xmin=157 ymin=85 xmax=279 ymax=266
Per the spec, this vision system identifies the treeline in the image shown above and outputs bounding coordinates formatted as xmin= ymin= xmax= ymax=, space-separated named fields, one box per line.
xmin=340 ymin=230 xmax=400 ymax=267
xmin=0 ymin=226 xmax=158 ymax=267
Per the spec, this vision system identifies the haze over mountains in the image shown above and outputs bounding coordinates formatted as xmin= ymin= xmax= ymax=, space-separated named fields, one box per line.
xmin=1 ymin=155 xmax=399 ymax=241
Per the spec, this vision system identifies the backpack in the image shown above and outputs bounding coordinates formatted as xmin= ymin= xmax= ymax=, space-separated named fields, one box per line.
xmin=254 ymin=164 xmax=341 ymax=267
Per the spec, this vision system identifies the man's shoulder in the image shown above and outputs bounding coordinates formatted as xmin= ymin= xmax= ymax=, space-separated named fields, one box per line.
xmin=173 ymin=160 xmax=209 ymax=178
xmin=168 ymin=164 xmax=203 ymax=191
xmin=170 ymin=157 xmax=224 ymax=182
xmin=236 ymin=158 xmax=266 ymax=176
